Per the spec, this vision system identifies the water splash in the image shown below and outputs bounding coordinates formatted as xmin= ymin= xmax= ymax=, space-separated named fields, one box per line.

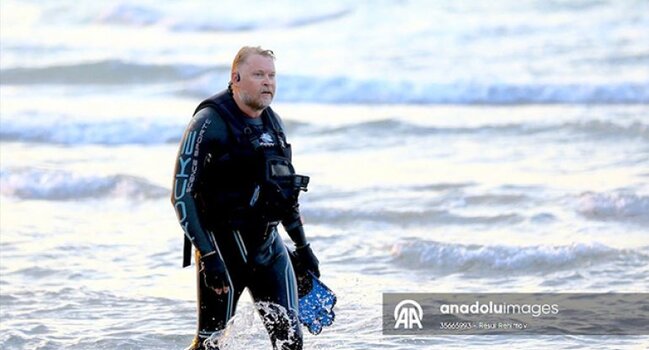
xmin=203 ymin=301 xmax=299 ymax=350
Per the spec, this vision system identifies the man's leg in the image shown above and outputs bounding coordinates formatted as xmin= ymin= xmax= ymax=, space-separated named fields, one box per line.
xmin=187 ymin=248 xmax=245 ymax=350
xmin=248 ymin=232 xmax=303 ymax=350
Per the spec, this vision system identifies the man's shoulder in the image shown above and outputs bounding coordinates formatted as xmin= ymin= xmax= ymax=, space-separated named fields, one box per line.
xmin=194 ymin=104 xmax=221 ymax=119
xmin=194 ymin=89 xmax=231 ymax=115
xmin=190 ymin=106 xmax=229 ymax=143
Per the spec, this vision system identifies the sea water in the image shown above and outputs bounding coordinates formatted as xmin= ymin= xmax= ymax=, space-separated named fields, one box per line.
xmin=1 ymin=0 xmax=648 ymax=349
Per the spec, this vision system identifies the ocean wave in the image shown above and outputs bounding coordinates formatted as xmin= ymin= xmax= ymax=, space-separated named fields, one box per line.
xmin=0 ymin=59 xmax=215 ymax=85
xmin=0 ymin=115 xmax=304 ymax=145
xmin=309 ymin=118 xmax=649 ymax=141
xmin=0 ymin=117 xmax=183 ymax=145
xmin=169 ymin=7 xmax=350 ymax=32
xmin=0 ymin=168 xmax=168 ymax=200
xmin=3 ymin=59 xmax=647 ymax=105
xmin=187 ymin=74 xmax=649 ymax=105
xmin=577 ymin=191 xmax=649 ymax=222
xmin=566 ymin=120 xmax=649 ymax=140
xmin=303 ymin=207 xmax=524 ymax=227
xmin=93 ymin=2 xmax=350 ymax=31
xmin=390 ymin=239 xmax=644 ymax=275
xmin=284 ymin=78 xmax=649 ymax=104
xmin=94 ymin=4 xmax=163 ymax=26
xmin=2 ymin=112 xmax=646 ymax=146
xmin=313 ymin=119 xmax=537 ymax=140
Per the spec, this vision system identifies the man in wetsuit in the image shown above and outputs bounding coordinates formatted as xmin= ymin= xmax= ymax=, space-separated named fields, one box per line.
xmin=171 ymin=46 xmax=320 ymax=350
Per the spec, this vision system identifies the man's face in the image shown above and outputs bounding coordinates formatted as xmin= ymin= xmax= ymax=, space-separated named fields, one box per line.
xmin=235 ymin=54 xmax=276 ymax=112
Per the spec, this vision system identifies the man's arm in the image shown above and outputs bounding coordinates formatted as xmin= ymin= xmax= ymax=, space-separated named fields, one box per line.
xmin=171 ymin=107 xmax=233 ymax=293
xmin=171 ymin=108 xmax=223 ymax=257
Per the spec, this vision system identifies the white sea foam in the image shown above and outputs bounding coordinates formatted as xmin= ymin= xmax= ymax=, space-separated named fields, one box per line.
xmin=0 ymin=168 xmax=168 ymax=200
xmin=0 ymin=116 xmax=183 ymax=145
xmin=205 ymin=301 xmax=296 ymax=350
xmin=390 ymin=239 xmax=636 ymax=275
xmin=281 ymin=78 xmax=649 ymax=105
xmin=578 ymin=191 xmax=649 ymax=222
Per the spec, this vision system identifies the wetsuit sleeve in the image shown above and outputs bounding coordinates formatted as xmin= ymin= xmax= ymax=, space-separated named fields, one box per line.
xmin=171 ymin=107 xmax=228 ymax=260
xmin=283 ymin=211 xmax=308 ymax=248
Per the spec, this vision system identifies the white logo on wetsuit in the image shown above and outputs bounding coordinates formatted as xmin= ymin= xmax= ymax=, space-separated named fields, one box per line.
xmin=259 ymin=132 xmax=275 ymax=147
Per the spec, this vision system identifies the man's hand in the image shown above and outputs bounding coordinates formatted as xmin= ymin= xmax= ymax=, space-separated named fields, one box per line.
xmin=200 ymin=254 xmax=231 ymax=294
xmin=294 ymin=244 xmax=320 ymax=278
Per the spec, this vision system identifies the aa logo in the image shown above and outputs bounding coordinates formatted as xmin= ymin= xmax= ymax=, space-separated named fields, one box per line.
xmin=394 ymin=299 xmax=423 ymax=329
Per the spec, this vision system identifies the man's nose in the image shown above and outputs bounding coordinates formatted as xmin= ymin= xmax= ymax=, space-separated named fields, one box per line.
xmin=264 ymin=74 xmax=276 ymax=85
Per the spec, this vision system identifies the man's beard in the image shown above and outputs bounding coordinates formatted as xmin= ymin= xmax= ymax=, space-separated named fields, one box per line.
xmin=239 ymin=90 xmax=272 ymax=112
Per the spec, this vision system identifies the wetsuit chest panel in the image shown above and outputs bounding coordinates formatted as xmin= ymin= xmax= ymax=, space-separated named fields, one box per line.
xmin=194 ymin=91 xmax=305 ymax=228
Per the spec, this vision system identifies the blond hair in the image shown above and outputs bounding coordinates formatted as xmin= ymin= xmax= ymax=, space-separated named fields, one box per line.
xmin=231 ymin=46 xmax=275 ymax=73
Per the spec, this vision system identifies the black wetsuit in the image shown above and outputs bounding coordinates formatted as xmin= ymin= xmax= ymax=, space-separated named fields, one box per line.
xmin=171 ymin=89 xmax=306 ymax=350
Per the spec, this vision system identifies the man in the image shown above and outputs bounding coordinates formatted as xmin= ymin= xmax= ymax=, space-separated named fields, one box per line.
xmin=171 ymin=46 xmax=320 ymax=350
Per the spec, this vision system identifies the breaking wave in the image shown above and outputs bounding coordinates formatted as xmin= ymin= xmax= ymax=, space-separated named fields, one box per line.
xmin=2 ymin=60 xmax=647 ymax=105
xmin=0 ymin=59 xmax=215 ymax=85
xmin=0 ymin=116 xmax=183 ymax=145
xmin=175 ymin=74 xmax=649 ymax=105
xmin=390 ymin=239 xmax=646 ymax=275
xmin=578 ymin=191 xmax=649 ymax=222
xmin=274 ymin=77 xmax=649 ymax=105
xmin=0 ymin=168 xmax=168 ymax=200
xmin=93 ymin=2 xmax=351 ymax=31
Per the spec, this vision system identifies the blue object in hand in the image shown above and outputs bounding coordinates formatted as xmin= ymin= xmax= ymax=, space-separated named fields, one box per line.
xmin=296 ymin=271 xmax=336 ymax=335
xmin=288 ymin=246 xmax=336 ymax=335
